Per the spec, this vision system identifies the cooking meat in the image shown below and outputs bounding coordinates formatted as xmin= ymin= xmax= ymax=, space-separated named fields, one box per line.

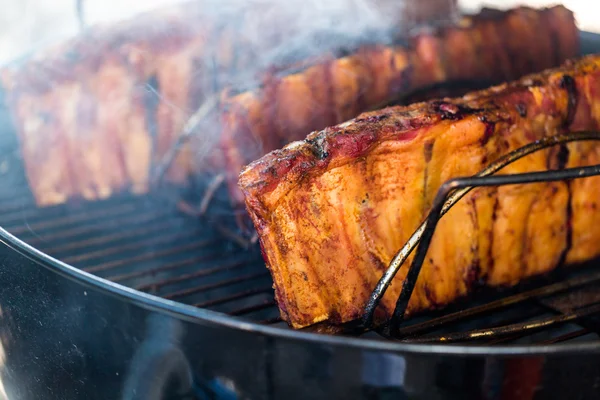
xmin=238 ymin=55 xmax=600 ymax=330
xmin=223 ymin=5 xmax=579 ymax=206
xmin=0 ymin=4 xmax=222 ymax=205
xmin=0 ymin=0 xmax=458 ymax=207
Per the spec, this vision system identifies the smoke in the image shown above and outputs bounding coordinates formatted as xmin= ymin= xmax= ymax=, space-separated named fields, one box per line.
xmin=0 ymin=0 xmax=459 ymax=205
xmin=193 ymin=0 xmax=423 ymax=89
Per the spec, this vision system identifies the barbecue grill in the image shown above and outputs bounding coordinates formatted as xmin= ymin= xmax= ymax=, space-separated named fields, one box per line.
xmin=2 ymin=7 xmax=600 ymax=400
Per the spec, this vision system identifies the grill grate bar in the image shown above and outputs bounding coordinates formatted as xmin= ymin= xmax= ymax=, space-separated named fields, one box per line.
xmin=194 ymin=287 xmax=274 ymax=308
xmin=107 ymin=252 xmax=223 ymax=282
xmin=5 ymin=201 xmax=141 ymax=235
xmin=394 ymin=271 xmax=600 ymax=338
xmin=82 ymin=238 xmax=218 ymax=273
xmin=228 ymin=300 xmax=278 ymax=316
xmin=163 ymin=271 xmax=270 ymax=300
xmin=2 ymin=173 xmax=599 ymax=343
xmin=43 ymin=219 xmax=178 ymax=254
xmin=62 ymin=231 xmax=204 ymax=264
xmin=0 ymin=199 xmax=36 ymax=214
xmin=402 ymin=302 xmax=600 ymax=343
xmin=134 ymin=259 xmax=251 ymax=291
xmin=537 ymin=329 xmax=592 ymax=345
xmin=260 ymin=316 xmax=284 ymax=325
xmin=20 ymin=211 xmax=167 ymax=245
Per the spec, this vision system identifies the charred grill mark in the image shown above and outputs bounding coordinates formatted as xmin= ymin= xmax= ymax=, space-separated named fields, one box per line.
xmin=479 ymin=119 xmax=495 ymax=146
xmin=355 ymin=114 xmax=389 ymax=124
xmin=552 ymin=74 xmax=576 ymax=268
xmin=559 ymin=74 xmax=578 ymax=128
xmin=306 ymin=131 xmax=330 ymax=160
xmin=515 ymin=102 xmax=527 ymax=117
xmin=487 ymin=191 xmax=499 ymax=279
xmin=423 ymin=284 xmax=438 ymax=308
xmin=368 ymin=251 xmax=387 ymax=272
xmin=556 ymin=144 xmax=570 ymax=170
xmin=558 ymin=181 xmax=573 ymax=267
xmin=423 ymin=139 xmax=435 ymax=163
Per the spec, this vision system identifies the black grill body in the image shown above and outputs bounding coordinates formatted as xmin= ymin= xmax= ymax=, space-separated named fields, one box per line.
xmin=1 ymin=32 xmax=600 ymax=400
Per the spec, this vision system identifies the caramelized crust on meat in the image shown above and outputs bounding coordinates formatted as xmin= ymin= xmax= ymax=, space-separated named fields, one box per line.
xmin=239 ymin=55 xmax=600 ymax=330
xmin=0 ymin=0 xmax=458 ymax=207
xmin=224 ymin=5 xmax=579 ymax=206
xmin=0 ymin=4 xmax=577 ymax=207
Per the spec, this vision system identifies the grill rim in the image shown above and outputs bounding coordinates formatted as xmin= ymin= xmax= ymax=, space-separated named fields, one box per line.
xmin=3 ymin=224 xmax=600 ymax=356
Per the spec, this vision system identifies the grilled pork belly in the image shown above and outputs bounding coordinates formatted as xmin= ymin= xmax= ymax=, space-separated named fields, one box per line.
xmin=239 ymin=55 xmax=600 ymax=330
xmin=223 ymin=5 xmax=579 ymax=206
xmin=0 ymin=0 xmax=458 ymax=207
xmin=0 ymin=4 xmax=579 ymax=208
xmin=0 ymin=4 xmax=220 ymax=205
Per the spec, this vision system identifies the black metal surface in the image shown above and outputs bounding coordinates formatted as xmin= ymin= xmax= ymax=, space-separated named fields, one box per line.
xmin=0 ymin=192 xmax=280 ymax=326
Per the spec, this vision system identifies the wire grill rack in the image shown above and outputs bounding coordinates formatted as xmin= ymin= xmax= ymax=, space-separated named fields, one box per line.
xmin=2 ymin=172 xmax=600 ymax=346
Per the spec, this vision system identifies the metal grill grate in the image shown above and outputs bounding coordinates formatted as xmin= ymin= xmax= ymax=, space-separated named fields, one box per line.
xmin=0 ymin=190 xmax=283 ymax=325
xmin=2 ymin=188 xmax=600 ymax=345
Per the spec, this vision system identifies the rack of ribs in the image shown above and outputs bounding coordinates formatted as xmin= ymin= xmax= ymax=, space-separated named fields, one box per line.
xmin=238 ymin=54 xmax=600 ymax=331
xmin=0 ymin=4 xmax=578 ymax=208
xmin=223 ymin=5 xmax=579 ymax=207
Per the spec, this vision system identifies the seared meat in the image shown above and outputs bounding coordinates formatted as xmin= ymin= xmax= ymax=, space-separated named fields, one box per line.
xmin=238 ymin=55 xmax=600 ymax=330
xmin=223 ymin=5 xmax=579 ymax=206
xmin=0 ymin=0 xmax=458 ymax=207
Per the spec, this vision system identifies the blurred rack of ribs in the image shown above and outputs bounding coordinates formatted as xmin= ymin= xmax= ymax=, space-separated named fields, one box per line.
xmin=0 ymin=2 xmax=577 ymax=208
xmin=221 ymin=5 xmax=579 ymax=206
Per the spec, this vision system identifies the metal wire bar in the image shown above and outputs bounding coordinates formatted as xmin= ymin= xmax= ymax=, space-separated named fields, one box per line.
xmin=152 ymin=95 xmax=219 ymax=185
xmin=45 ymin=219 xmax=177 ymax=254
xmin=400 ymin=302 xmax=600 ymax=343
xmin=199 ymin=174 xmax=226 ymax=216
xmin=393 ymin=270 xmax=600 ymax=338
xmin=360 ymin=131 xmax=600 ymax=333
xmin=0 ymin=199 xmax=36 ymax=215
xmin=82 ymin=239 xmax=218 ymax=273
xmin=25 ymin=210 xmax=167 ymax=246
xmin=134 ymin=259 xmax=250 ymax=291
xmin=107 ymin=252 xmax=223 ymax=282
xmin=62 ymin=231 xmax=204 ymax=264
xmin=260 ymin=316 xmax=284 ymax=325
xmin=163 ymin=271 xmax=270 ymax=300
xmin=228 ymin=300 xmax=279 ymax=316
xmin=194 ymin=287 xmax=274 ymax=308
xmin=538 ymin=329 xmax=592 ymax=345
xmin=6 ymin=200 xmax=140 ymax=235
